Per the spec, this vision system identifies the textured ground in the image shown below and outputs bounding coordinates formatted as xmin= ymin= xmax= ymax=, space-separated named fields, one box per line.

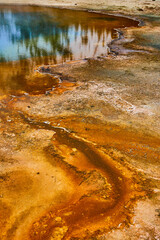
xmin=1 ymin=0 xmax=160 ymax=15
xmin=0 ymin=0 xmax=160 ymax=240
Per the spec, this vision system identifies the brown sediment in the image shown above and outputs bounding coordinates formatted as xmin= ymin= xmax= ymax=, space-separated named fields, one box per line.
xmin=0 ymin=90 xmax=159 ymax=239
xmin=10 ymin=112 xmax=144 ymax=240
xmin=0 ymin=48 xmax=159 ymax=239
xmin=0 ymin=3 xmax=160 ymax=240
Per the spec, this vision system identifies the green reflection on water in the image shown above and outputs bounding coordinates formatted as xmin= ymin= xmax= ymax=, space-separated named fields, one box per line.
xmin=0 ymin=9 xmax=73 ymax=62
xmin=0 ymin=6 xmax=138 ymax=95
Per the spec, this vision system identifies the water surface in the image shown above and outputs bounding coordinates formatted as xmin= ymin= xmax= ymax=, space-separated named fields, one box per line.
xmin=0 ymin=6 xmax=138 ymax=95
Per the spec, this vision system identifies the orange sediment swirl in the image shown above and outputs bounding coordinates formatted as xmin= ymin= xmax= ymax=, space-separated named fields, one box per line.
xmin=17 ymin=113 xmax=144 ymax=240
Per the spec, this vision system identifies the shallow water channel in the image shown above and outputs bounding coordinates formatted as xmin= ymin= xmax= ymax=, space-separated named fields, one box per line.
xmin=0 ymin=5 xmax=138 ymax=95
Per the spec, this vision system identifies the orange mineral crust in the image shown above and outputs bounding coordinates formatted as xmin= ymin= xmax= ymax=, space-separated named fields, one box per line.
xmin=1 ymin=107 xmax=155 ymax=240
xmin=0 ymin=4 xmax=160 ymax=240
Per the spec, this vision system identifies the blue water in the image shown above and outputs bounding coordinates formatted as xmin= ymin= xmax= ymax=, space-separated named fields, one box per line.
xmin=0 ymin=6 xmax=138 ymax=95
xmin=0 ymin=10 xmax=74 ymax=62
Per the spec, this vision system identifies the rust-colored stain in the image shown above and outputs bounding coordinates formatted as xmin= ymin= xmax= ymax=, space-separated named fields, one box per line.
xmin=0 ymin=6 xmax=159 ymax=240
xmin=26 ymin=116 xmax=153 ymax=239
xmin=1 ymin=104 xmax=157 ymax=239
xmin=0 ymin=60 xmax=159 ymax=238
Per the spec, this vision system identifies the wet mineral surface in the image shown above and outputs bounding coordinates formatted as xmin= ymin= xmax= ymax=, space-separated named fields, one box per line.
xmin=0 ymin=5 xmax=160 ymax=240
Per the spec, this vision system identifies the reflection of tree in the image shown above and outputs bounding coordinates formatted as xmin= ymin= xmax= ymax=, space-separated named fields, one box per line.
xmin=0 ymin=10 xmax=73 ymax=62
xmin=0 ymin=7 xmax=122 ymax=62
xmin=0 ymin=6 xmax=138 ymax=95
